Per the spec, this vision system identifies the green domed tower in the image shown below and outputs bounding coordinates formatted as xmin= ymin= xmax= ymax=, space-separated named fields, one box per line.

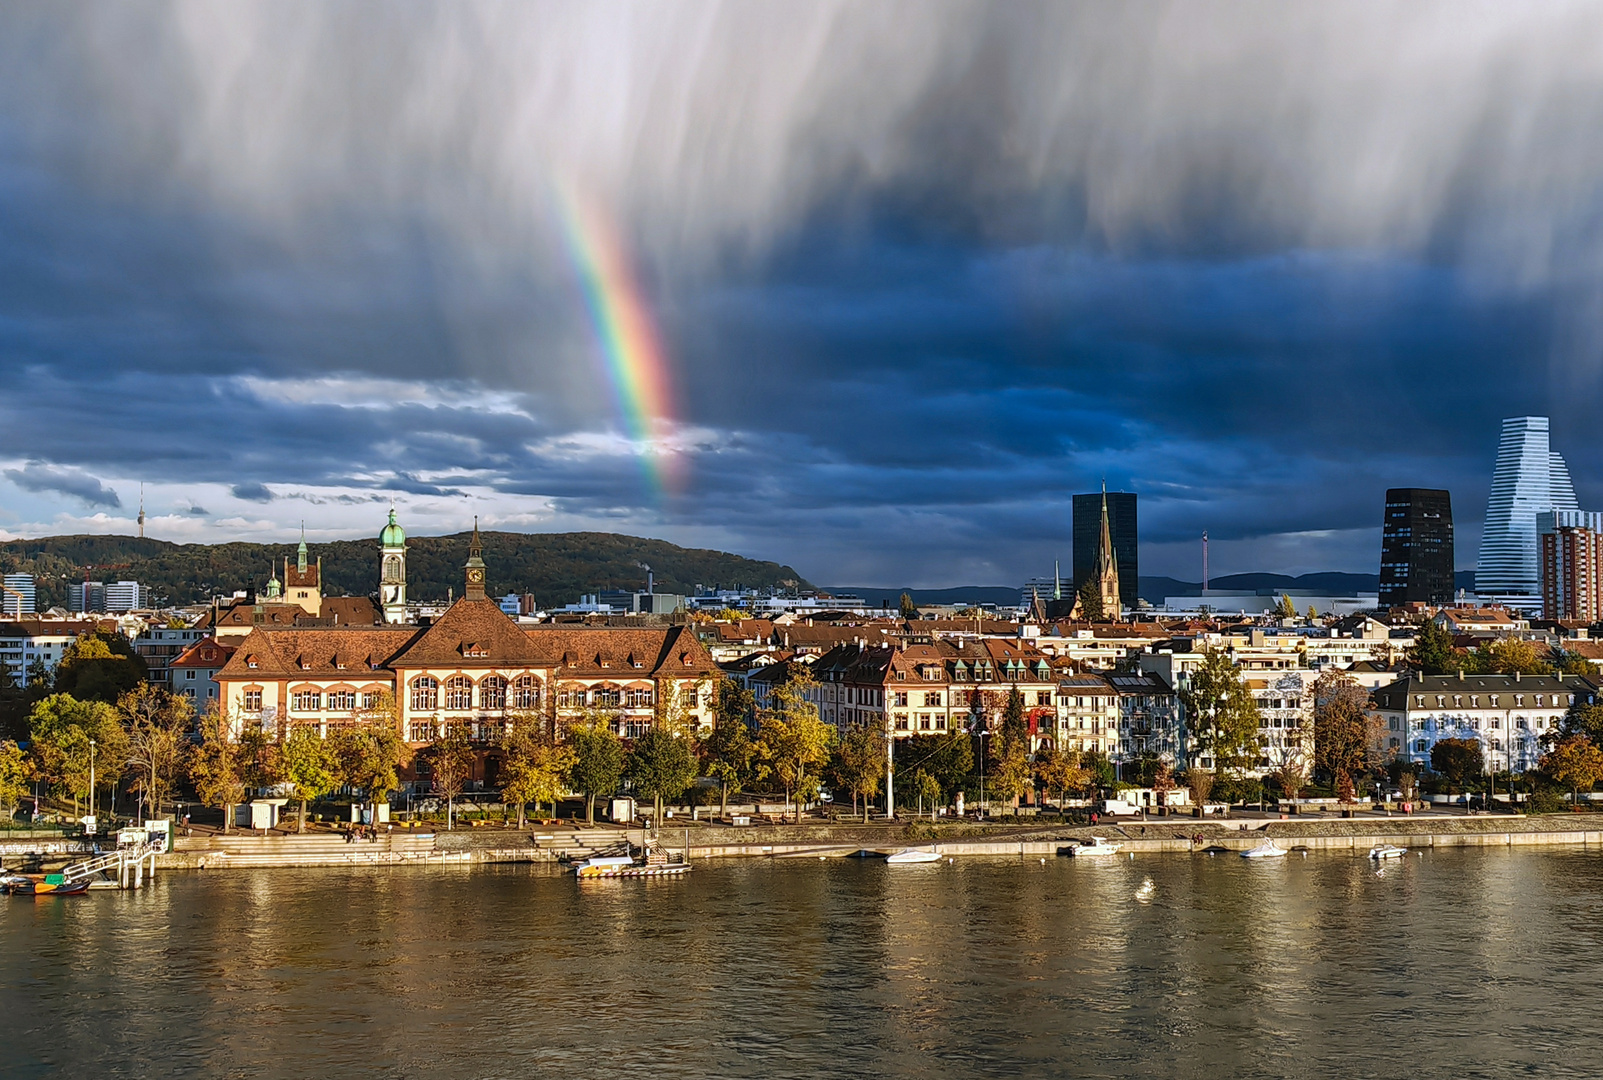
xmin=379 ymin=507 xmax=408 ymax=624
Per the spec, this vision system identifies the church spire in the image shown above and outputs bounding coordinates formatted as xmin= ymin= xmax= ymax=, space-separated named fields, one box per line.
xmin=1096 ymin=482 xmax=1121 ymax=619
xmin=463 ymin=516 xmax=487 ymax=601
xmin=297 ymin=521 xmax=308 ymax=574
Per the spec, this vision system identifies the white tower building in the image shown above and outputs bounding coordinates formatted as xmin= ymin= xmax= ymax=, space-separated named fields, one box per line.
xmin=1477 ymin=416 xmax=1578 ymax=612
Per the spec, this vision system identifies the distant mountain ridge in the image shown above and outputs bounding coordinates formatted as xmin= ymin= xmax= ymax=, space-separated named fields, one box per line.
xmin=0 ymin=532 xmax=810 ymax=609
xmin=839 ymin=571 xmax=1478 ymax=609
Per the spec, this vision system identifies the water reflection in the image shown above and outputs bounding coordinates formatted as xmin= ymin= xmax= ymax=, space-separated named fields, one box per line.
xmin=5 ymin=850 xmax=1603 ymax=1077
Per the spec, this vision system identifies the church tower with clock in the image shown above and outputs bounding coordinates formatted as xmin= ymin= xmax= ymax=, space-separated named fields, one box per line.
xmin=464 ymin=518 xmax=487 ymax=601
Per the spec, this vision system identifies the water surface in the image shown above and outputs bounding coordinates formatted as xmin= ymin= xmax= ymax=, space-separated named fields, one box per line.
xmin=3 ymin=848 xmax=1599 ymax=1078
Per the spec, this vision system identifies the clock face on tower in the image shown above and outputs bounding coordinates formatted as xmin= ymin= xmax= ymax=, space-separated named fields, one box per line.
xmin=468 ymin=569 xmax=483 ymax=584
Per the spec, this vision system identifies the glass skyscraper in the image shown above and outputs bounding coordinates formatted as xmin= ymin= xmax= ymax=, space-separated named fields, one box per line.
xmin=1477 ymin=416 xmax=1578 ymax=611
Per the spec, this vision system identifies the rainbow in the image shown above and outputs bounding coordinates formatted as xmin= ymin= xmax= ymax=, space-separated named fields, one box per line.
xmin=554 ymin=182 xmax=680 ymax=494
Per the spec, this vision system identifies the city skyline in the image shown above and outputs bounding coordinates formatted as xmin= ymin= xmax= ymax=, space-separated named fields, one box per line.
xmin=5 ymin=7 xmax=1603 ymax=588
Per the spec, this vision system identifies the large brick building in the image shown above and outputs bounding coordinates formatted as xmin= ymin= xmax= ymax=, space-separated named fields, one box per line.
xmin=215 ymin=525 xmax=720 ymax=754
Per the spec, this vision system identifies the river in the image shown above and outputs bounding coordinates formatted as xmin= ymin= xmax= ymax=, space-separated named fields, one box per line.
xmin=3 ymin=847 xmax=1601 ymax=1078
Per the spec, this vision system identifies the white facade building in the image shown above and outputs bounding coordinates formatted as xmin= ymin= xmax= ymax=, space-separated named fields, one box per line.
xmin=104 ymin=580 xmax=152 ymax=612
xmin=1372 ymin=673 xmax=1591 ymax=775
xmin=2 ymin=573 xmax=36 ymax=616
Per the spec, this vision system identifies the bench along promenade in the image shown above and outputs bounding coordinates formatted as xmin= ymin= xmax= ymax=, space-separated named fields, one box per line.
xmin=104 ymin=814 xmax=1603 ymax=869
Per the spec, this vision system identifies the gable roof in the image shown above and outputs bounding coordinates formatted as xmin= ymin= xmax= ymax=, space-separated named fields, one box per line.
xmin=526 ymin=624 xmax=719 ymax=678
xmin=171 ymin=639 xmax=236 ymax=669
xmin=217 ymin=626 xmax=423 ymax=680
xmin=390 ymin=598 xmax=544 ymax=667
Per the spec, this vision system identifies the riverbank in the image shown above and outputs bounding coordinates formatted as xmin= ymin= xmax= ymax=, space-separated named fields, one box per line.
xmin=82 ymin=813 xmax=1603 ymax=869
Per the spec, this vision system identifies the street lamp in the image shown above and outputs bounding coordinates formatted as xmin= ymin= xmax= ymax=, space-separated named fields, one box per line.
xmin=88 ymin=737 xmax=96 ymax=834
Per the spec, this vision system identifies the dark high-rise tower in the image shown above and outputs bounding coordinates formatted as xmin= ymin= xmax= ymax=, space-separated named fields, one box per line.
xmin=1073 ymin=491 xmax=1137 ymax=606
xmin=1379 ymin=488 xmax=1454 ymax=607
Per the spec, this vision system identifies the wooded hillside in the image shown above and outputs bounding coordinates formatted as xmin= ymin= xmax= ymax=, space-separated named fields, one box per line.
xmin=0 ymin=532 xmax=810 ymax=609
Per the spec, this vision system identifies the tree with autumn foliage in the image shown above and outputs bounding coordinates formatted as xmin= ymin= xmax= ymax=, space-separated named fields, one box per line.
xmin=1312 ymin=669 xmax=1383 ymax=800
xmin=1541 ymin=735 xmax=1603 ymax=807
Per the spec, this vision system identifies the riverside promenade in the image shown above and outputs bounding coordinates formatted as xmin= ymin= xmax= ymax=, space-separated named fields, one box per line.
xmin=116 ymin=813 xmax=1603 ymax=869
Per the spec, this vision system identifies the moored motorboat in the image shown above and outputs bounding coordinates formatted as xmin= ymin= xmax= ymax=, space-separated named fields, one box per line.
xmin=10 ymin=874 xmax=91 ymax=896
xmin=1368 ymin=844 xmax=1407 ymax=860
xmin=1069 ymin=837 xmax=1121 ymax=857
xmin=1241 ymin=840 xmax=1287 ymax=859
xmin=885 ymin=847 xmax=941 ymax=864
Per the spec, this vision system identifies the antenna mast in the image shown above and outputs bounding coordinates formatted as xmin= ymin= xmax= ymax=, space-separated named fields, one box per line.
xmin=1202 ymin=531 xmax=1209 ymax=591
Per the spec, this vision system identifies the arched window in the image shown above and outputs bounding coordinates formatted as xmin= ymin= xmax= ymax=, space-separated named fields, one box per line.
xmin=513 ymin=675 xmax=541 ymax=710
xmin=411 ymin=676 xmax=438 ymax=712
xmin=446 ymin=675 xmax=472 ymax=710
xmin=383 ymin=554 xmax=402 ymax=580
xmin=480 ymin=675 xmax=507 ymax=709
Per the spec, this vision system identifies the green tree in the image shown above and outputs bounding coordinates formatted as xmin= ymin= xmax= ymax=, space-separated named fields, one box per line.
xmin=567 ymin=713 xmax=625 ymax=825
xmin=754 ymin=669 xmax=833 ymax=823
xmin=899 ymin=592 xmax=919 ymax=619
xmin=896 ymin=730 xmax=973 ymax=801
xmin=626 ymin=725 xmax=698 ymax=827
xmin=53 ymin=632 xmax=147 ymax=703
xmin=1409 ymin=619 xmax=1460 ymax=676
xmin=236 ymin=724 xmax=281 ymax=794
xmin=1430 ymin=737 xmax=1483 ymax=795
xmin=280 ymin=724 xmax=339 ymax=832
xmin=425 ymin=721 xmax=475 ymax=830
xmin=28 ymin=693 xmax=126 ymax=818
xmin=1000 ymin=686 xmax=1027 ymax=742
xmin=704 ymin=678 xmax=756 ymax=817
xmin=331 ymin=694 xmax=412 ymax=819
xmin=987 ymin=726 xmax=1032 ymax=810
xmin=910 ymin=768 xmax=943 ymax=818
xmin=1306 ymin=604 xmax=1319 ymax=621
xmin=1076 ymin=577 xmax=1104 ymax=622
xmin=1471 ymin=637 xmax=1553 ymax=676
xmin=499 ymin=712 xmax=571 ymax=827
xmin=118 ymin=683 xmax=193 ymax=821
xmin=1036 ymin=746 xmax=1091 ymax=806
xmin=188 ymin=706 xmax=247 ymax=833
xmin=831 ymin=722 xmax=885 ymax=822
xmin=1179 ymin=648 xmax=1262 ymax=776
xmin=0 ymin=738 xmax=33 ymax=818
xmin=1557 ymin=700 xmax=1603 ymax=746
xmin=1541 ymin=734 xmax=1603 ymax=807
xmin=1277 ymin=594 xmax=1296 ymax=619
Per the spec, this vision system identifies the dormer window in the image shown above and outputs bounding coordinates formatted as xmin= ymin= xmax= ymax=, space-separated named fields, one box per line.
xmin=462 ymin=642 xmax=489 ymax=659
xmin=246 ymin=656 xmax=258 ymax=669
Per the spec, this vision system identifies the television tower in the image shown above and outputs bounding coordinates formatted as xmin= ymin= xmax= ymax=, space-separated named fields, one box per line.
xmin=1201 ymin=531 xmax=1209 ymax=591
xmin=138 ymin=484 xmax=145 ymax=539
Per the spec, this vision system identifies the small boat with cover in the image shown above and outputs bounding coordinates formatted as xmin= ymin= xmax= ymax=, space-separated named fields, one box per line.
xmin=885 ymin=847 xmax=942 ymax=864
xmin=1241 ymin=840 xmax=1287 ymax=859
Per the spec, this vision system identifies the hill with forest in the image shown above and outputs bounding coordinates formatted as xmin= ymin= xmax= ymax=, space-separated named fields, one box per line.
xmin=0 ymin=532 xmax=810 ymax=610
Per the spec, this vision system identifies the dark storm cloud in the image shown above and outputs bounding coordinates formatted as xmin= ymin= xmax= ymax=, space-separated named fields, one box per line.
xmin=230 ymin=484 xmax=274 ymax=503
xmin=2 ymin=3 xmax=1603 ymax=583
xmin=4 ymin=462 xmax=121 ymax=508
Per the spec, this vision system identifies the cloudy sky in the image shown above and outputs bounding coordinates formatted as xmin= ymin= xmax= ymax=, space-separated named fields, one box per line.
xmin=2 ymin=2 xmax=1602 ymax=588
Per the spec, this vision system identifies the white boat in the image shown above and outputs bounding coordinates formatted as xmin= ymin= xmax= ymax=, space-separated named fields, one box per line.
xmin=1241 ymin=840 xmax=1287 ymax=859
xmin=1368 ymin=844 xmax=1407 ymax=860
xmin=1070 ymin=837 xmax=1121 ymax=857
xmin=885 ymin=847 xmax=942 ymax=864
